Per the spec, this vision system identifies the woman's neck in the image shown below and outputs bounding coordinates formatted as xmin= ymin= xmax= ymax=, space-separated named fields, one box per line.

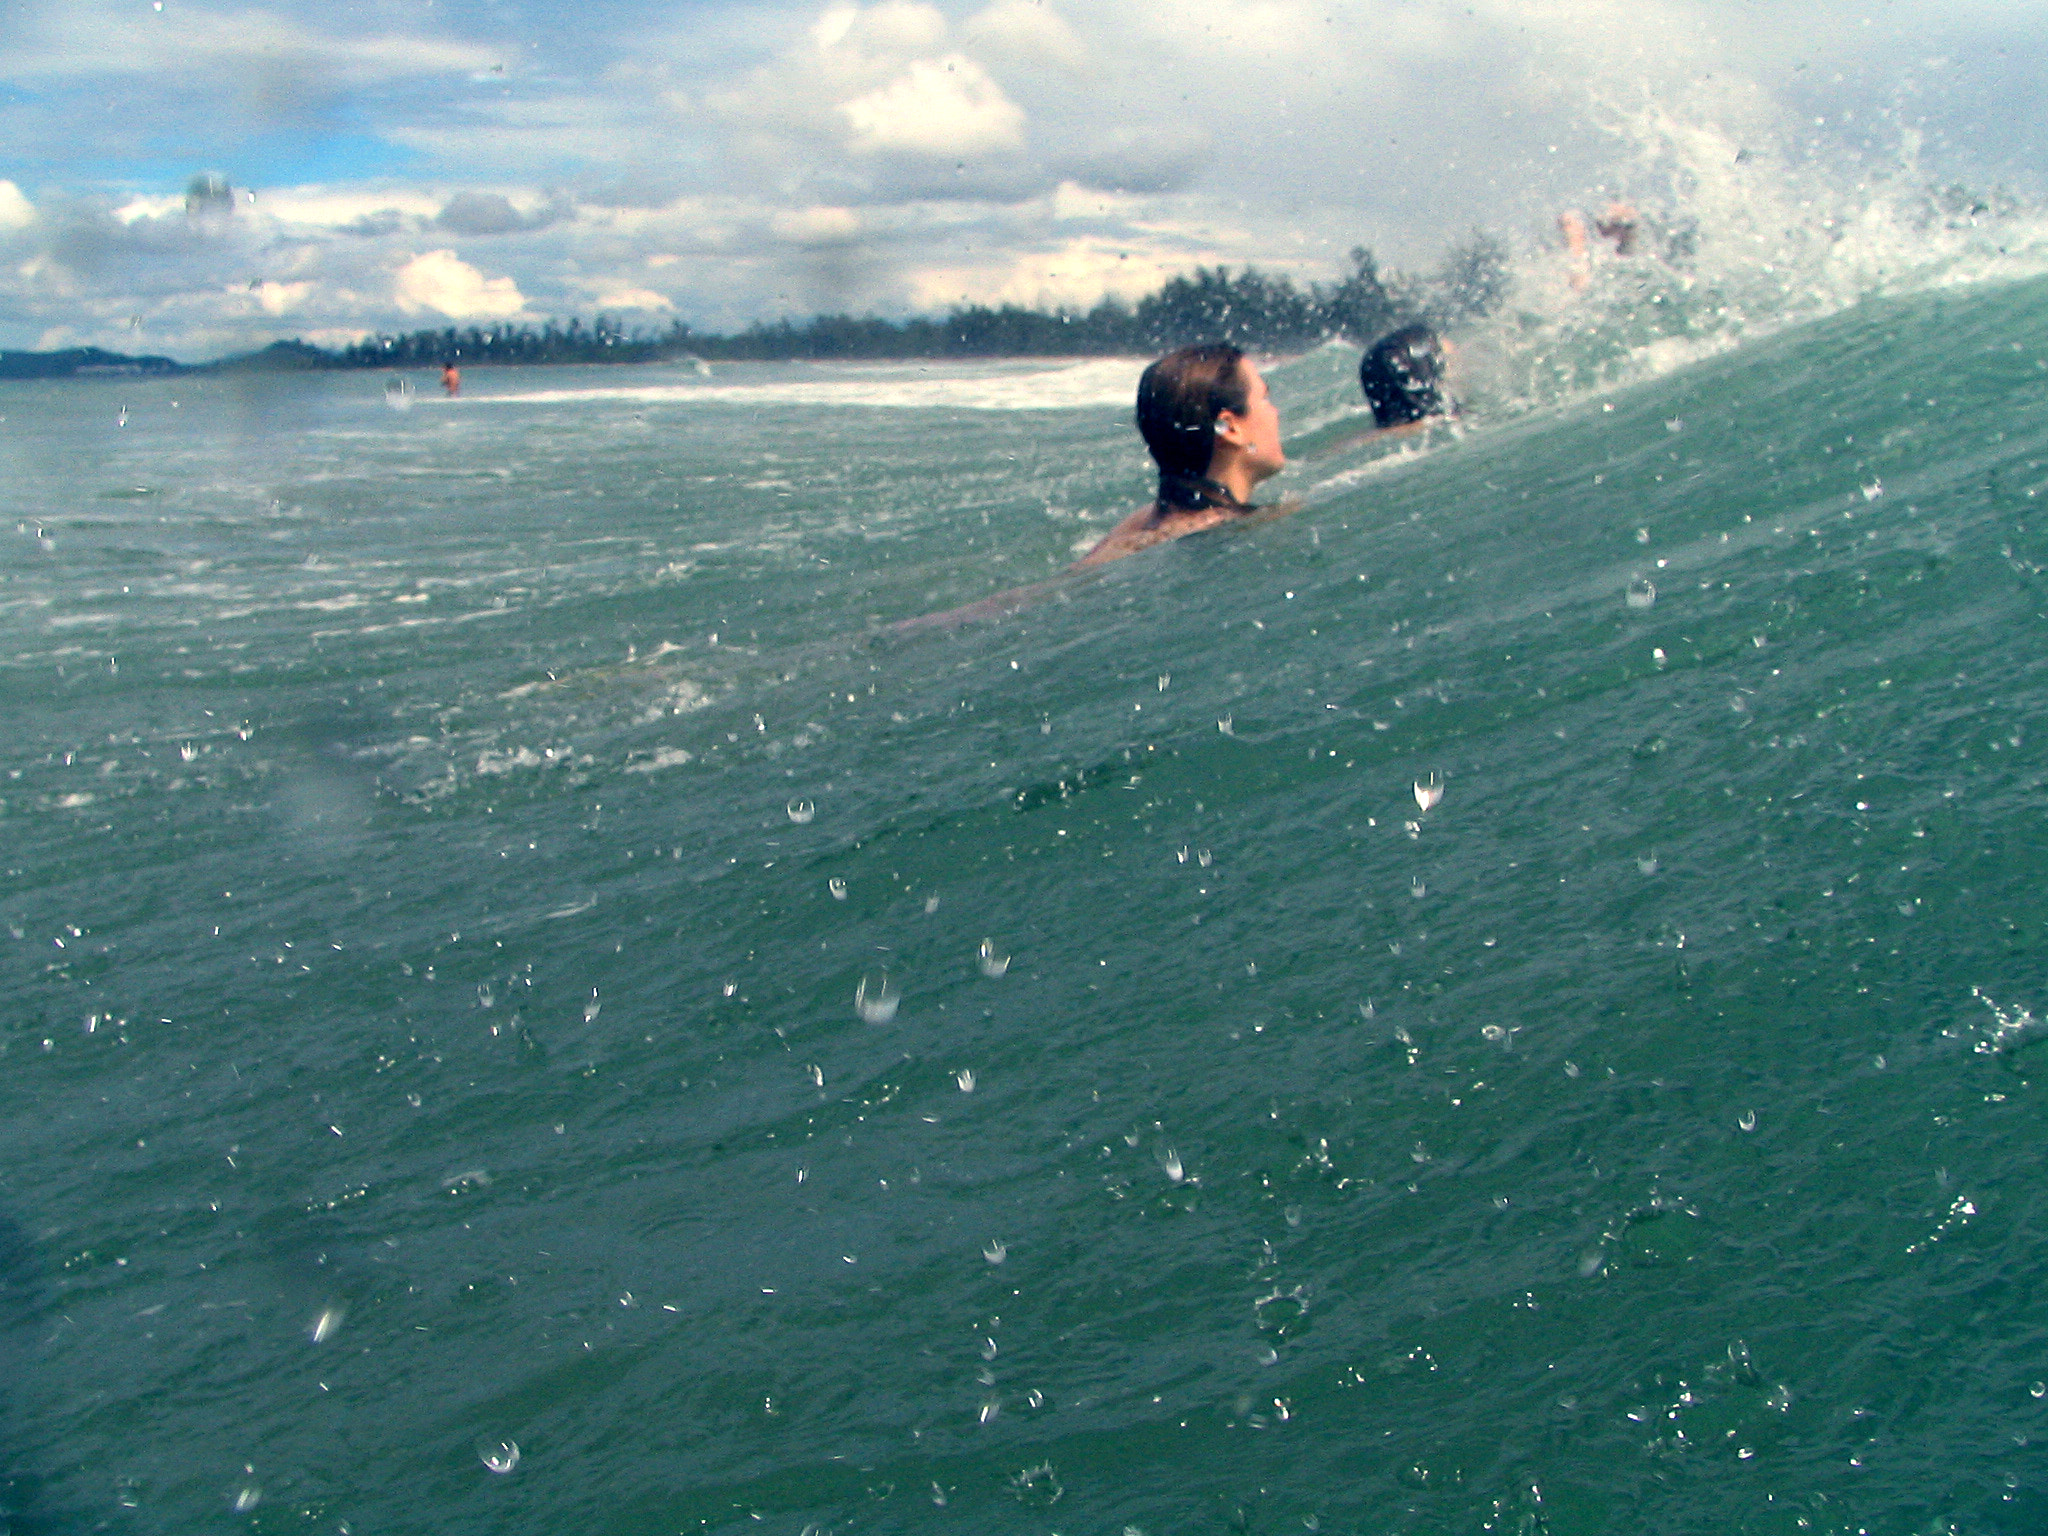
xmin=1206 ymin=454 xmax=1257 ymax=510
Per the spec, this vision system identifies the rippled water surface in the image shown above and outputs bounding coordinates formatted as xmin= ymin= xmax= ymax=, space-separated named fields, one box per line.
xmin=8 ymin=282 xmax=2048 ymax=1534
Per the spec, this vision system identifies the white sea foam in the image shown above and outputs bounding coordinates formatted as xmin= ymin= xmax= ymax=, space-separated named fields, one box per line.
xmin=450 ymin=357 xmax=1145 ymax=413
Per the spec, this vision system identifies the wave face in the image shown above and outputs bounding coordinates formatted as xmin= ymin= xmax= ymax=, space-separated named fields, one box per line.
xmin=6 ymin=270 xmax=2048 ymax=1534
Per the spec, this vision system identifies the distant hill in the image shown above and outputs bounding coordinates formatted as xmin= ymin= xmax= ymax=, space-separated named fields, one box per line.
xmin=205 ymin=339 xmax=332 ymax=372
xmin=0 ymin=347 xmax=185 ymax=380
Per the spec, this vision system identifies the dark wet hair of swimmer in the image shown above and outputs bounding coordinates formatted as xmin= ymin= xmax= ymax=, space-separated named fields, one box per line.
xmin=1136 ymin=343 xmax=1258 ymax=512
xmin=1359 ymin=324 xmax=1456 ymax=429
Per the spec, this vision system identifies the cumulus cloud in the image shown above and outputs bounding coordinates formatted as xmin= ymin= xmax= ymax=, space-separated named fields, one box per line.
xmin=963 ymin=0 xmax=1090 ymax=74
xmin=0 ymin=182 xmax=36 ymax=231
xmin=392 ymin=250 xmax=525 ymax=319
xmin=840 ymin=55 xmax=1025 ymax=157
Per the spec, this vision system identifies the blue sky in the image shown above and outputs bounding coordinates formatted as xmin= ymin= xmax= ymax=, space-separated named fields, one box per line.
xmin=0 ymin=0 xmax=2042 ymax=357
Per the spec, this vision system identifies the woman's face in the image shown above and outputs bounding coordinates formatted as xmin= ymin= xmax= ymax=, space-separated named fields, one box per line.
xmin=1218 ymin=362 xmax=1285 ymax=482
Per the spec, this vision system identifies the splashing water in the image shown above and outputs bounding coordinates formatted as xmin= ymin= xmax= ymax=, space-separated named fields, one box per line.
xmin=976 ymin=939 xmax=1010 ymax=978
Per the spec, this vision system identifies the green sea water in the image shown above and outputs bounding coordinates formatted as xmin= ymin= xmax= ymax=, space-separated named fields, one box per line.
xmin=6 ymin=273 xmax=2048 ymax=1535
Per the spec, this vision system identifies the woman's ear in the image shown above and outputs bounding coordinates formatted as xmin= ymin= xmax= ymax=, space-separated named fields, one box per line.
xmin=1212 ymin=412 xmax=1243 ymax=447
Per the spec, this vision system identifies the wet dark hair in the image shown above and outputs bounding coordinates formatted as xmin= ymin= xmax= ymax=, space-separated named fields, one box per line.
xmin=1136 ymin=344 xmax=1253 ymax=512
xmin=1359 ymin=325 xmax=1454 ymax=429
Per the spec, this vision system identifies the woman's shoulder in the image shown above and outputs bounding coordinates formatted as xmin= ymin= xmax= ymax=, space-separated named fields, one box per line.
xmin=1075 ymin=503 xmax=1168 ymax=567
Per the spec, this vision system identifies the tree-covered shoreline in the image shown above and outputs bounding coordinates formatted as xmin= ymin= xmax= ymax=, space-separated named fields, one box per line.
xmin=294 ymin=236 xmax=1508 ymax=370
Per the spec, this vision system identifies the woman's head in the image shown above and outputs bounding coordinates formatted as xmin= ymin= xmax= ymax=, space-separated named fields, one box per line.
xmin=1136 ymin=344 xmax=1282 ymax=509
xmin=1359 ymin=324 xmax=1454 ymax=428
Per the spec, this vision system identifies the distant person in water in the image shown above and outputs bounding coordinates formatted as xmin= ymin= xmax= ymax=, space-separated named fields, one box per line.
xmin=441 ymin=362 xmax=461 ymax=397
xmin=1076 ymin=343 xmax=1286 ymax=567
xmin=1291 ymin=324 xmax=1458 ymax=462
xmin=1560 ymin=201 xmax=1639 ymax=291
xmin=1359 ymin=324 xmax=1457 ymax=432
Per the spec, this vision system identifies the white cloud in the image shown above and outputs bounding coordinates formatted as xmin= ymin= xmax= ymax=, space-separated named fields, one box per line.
xmin=17 ymin=5 xmax=495 ymax=84
xmin=252 ymin=279 xmax=312 ymax=315
xmin=576 ymin=282 xmax=674 ymax=311
xmin=904 ymin=234 xmax=1180 ymax=311
xmin=841 ymin=54 xmax=1025 ymax=156
xmin=812 ymin=2 xmax=949 ymax=63
xmin=0 ymin=182 xmax=36 ymax=231
xmin=963 ymin=0 xmax=1089 ymax=74
xmin=771 ymin=205 xmax=863 ymax=246
xmin=393 ymin=250 xmax=525 ymax=319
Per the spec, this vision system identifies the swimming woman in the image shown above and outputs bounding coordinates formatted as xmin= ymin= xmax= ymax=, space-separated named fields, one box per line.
xmin=884 ymin=344 xmax=1288 ymax=633
xmin=1076 ymin=343 xmax=1286 ymax=567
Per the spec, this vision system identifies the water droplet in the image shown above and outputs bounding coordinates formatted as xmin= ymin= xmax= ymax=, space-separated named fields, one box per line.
xmin=855 ymin=973 xmax=899 ymax=1024
xmin=1577 ymin=1247 xmax=1606 ymax=1277
xmin=1160 ymin=1148 xmax=1184 ymax=1183
xmin=786 ymin=798 xmax=815 ymax=824
xmin=978 ymin=1400 xmax=1001 ymax=1424
xmin=1564 ymin=1061 xmax=1580 ymax=1078
xmin=1197 ymin=848 xmax=1213 ymax=868
xmin=1626 ymin=579 xmax=1657 ymax=610
xmin=1217 ymin=715 xmax=1235 ymax=736
xmin=1635 ymin=526 xmax=1651 ymax=543
xmin=476 ymin=982 xmax=494 ymax=1008
xmin=1284 ymin=1204 xmax=1302 ymax=1227
xmin=828 ymin=877 xmax=847 ymax=900
xmin=1861 ymin=479 xmax=1884 ymax=502
xmin=955 ymin=1068 xmax=976 ymax=1092
xmin=1413 ymin=775 xmax=1443 ymax=813
xmin=582 ymin=991 xmax=600 ymax=1024
xmin=931 ymin=1482 xmax=949 ymax=1506
xmin=808 ymin=1064 xmax=824 ymax=1088
xmin=2032 ymin=1382 xmax=2045 ymax=1399
xmin=1738 ymin=1110 xmax=1757 ymax=1132
xmin=232 ymin=1485 xmax=261 ymax=1513
xmin=1481 ymin=1024 xmax=1507 ymax=1042
xmin=179 ymin=742 xmax=198 ymax=762
xmin=309 ymin=1304 xmax=345 ymax=1343
xmin=1176 ymin=845 xmax=1189 ymax=864
xmin=979 ymin=1336 xmax=998 ymax=1360
xmin=117 ymin=406 xmax=129 ymax=428
xmin=924 ymin=893 xmax=940 ymax=913
xmin=1410 ymin=878 xmax=1426 ymax=898
xmin=983 ymin=1239 xmax=1007 ymax=1263
xmin=1026 ymin=1387 xmax=1043 ymax=1408
xmin=1637 ymin=853 xmax=1660 ymax=874
xmin=1157 ymin=674 xmax=1170 ymax=691
xmin=477 ymin=1438 xmax=520 ymax=1474
xmin=976 ymin=940 xmax=1009 ymax=978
